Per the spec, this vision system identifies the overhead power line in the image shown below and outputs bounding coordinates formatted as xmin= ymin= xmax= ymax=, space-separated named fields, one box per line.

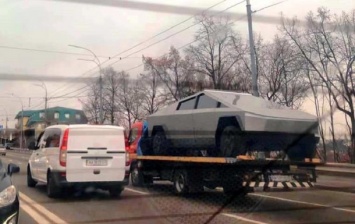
xmin=124 ymin=0 xmax=288 ymax=73
xmin=51 ymin=0 xmax=295 ymax=26
xmin=0 ymin=45 xmax=111 ymax=58
xmin=33 ymin=0 xmax=288 ymax=111
xmin=0 ymin=73 xmax=94 ymax=82
xmin=94 ymin=0 xmax=247 ymax=71
xmin=28 ymin=85 xmax=90 ymax=110
xmin=41 ymin=1 xmax=247 ymax=107
xmin=46 ymin=0 xmax=233 ymax=99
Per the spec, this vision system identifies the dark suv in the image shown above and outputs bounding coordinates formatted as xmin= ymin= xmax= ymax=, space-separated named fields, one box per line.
xmin=0 ymin=160 xmax=20 ymax=224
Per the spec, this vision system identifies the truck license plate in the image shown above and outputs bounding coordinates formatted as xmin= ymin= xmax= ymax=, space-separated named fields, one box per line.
xmin=86 ymin=159 xmax=108 ymax=166
xmin=269 ymin=175 xmax=293 ymax=182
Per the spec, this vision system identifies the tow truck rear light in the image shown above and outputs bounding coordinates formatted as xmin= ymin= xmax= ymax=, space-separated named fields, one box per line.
xmin=125 ymin=137 xmax=130 ymax=152
xmin=60 ymin=128 xmax=69 ymax=167
xmin=125 ymin=152 xmax=131 ymax=166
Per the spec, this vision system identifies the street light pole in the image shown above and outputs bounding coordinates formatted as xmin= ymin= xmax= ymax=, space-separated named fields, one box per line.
xmin=1 ymin=108 xmax=8 ymax=145
xmin=246 ymin=0 xmax=259 ymax=97
xmin=10 ymin=94 xmax=24 ymax=149
xmin=69 ymin=45 xmax=103 ymax=124
xmin=34 ymin=81 xmax=48 ymax=127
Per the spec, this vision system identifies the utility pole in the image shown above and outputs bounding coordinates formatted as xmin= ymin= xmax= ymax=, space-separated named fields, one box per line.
xmin=34 ymin=81 xmax=48 ymax=127
xmin=5 ymin=111 xmax=7 ymax=146
xmin=1 ymin=108 xmax=8 ymax=145
xmin=246 ymin=0 xmax=259 ymax=97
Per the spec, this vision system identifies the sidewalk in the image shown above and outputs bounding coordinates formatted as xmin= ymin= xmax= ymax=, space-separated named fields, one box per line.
xmin=10 ymin=147 xmax=32 ymax=154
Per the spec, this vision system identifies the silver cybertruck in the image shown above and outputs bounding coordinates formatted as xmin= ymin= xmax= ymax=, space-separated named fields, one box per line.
xmin=141 ymin=90 xmax=319 ymax=161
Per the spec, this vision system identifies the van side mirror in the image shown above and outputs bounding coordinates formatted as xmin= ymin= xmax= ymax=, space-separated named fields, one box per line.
xmin=7 ymin=163 xmax=20 ymax=176
xmin=28 ymin=141 xmax=38 ymax=150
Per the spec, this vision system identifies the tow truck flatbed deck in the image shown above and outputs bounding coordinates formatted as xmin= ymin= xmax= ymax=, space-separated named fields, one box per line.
xmin=129 ymin=154 xmax=323 ymax=166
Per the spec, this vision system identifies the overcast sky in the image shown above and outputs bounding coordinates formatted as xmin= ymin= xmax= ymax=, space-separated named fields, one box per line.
xmin=0 ymin=0 xmax=353 ymax=129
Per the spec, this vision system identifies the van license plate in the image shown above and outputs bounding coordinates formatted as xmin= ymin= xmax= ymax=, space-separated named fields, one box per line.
xmin=86 ymin=159 xmax=108 ymax=166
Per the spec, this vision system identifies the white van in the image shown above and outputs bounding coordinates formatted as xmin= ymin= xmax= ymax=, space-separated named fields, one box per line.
xmin=27 ymin=124 xmax=130 ymax=198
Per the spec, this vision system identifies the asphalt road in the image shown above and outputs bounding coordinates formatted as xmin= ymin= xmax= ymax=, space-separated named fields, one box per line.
xmin=1 ymin=150 xmax=355 ymax=224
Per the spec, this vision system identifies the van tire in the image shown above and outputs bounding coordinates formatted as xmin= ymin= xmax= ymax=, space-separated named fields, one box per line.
xmin=109 ymin=186 xmax=123 ymax=198
xmin=27 ymin=166 xmax=37 ymax=188
xmin=47 ymin=172 xmax=61 ymax=198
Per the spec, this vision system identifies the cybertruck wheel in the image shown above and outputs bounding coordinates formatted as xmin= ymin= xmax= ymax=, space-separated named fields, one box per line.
xmin=152 ymin=131 xmax=168 ymax=155
xmin=219 ymin=126 xmax=246 ymax=157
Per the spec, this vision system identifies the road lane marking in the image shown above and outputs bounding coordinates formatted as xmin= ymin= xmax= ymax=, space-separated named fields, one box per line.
xmin=125 ymin=187 xmax=266 ymax=223
xmin=20 ymin=192 xmax=67 ymax=223
xmin=21 ymin=204 xmax=52 ymax=224
xmin=251 ymin=193 xmax=355 ymax=214
xmin=125 ymin=187 xmax=149 ymax=195
xmin=222 ymin=213 xmax=268 ymax=224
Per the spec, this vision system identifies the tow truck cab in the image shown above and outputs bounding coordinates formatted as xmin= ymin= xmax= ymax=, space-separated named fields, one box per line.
xmin=127 ymin=122 xmax=143 ymax=154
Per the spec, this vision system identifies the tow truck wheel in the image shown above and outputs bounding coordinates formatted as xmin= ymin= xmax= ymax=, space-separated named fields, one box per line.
xmin=131 ymin=163 xmax=153 ymax=187
xmin=220 ymin=126 xmax=245 ymax=157
xmin=173 ymin=170 xmax=189 ymax=195
xmin=131 ymin=164 xmax=144 ymax=187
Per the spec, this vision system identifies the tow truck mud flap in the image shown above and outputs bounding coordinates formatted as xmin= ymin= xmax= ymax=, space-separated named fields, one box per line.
xmin=244 ymin=181 xmax=313 ymax=189
xmin=244 ymin=172 xmax=314 ymax=190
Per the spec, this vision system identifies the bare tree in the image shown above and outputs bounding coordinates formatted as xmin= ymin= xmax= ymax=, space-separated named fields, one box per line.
xmin=102 ymin=67 xmax=120 ymax=125
xmin=256 ymin=35 xmax=309 ymax=109
xmin=143 ymin=46 xmax=196 ymax=102
xmin=81 ymin=80 xmax=101 ymax=124
xmin=185 ymin=15 xmax=245 ymax=90
xmin=138 ymin=72 xmax=166 ymax=115
xmin=282 ymin=8 xmax=355 ymax=162
xmin=115 ymin=71 xmax=145 ymax=129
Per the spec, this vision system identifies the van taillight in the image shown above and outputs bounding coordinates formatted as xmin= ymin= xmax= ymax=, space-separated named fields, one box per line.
xmin=60 ymin=128 xmax=69 ymax=167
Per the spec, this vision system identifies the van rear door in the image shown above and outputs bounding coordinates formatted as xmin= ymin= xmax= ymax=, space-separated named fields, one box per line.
xmin=65 ymin=126 xmax=126 ymax=182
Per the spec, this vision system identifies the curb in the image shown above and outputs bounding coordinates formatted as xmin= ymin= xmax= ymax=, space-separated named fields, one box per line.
xmin=315 ymin=169 xmax=355 ymax=178
xmin=315 ymin=185 xmax=355 ymax=194
xmin=10 ymin=148 xmax=32 ymax=154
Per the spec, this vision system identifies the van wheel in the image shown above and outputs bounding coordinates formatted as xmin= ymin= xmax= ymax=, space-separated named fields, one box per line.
xmin=220 ymin=126 xmax=245 ymax=157
xmin=27 ymin=166 xmax=37 ymax=188
xmin=152 ymin=131 xmax=168 ymax=155
xmin=47 ymin=173 xmax=61 ymax=198
xmin=109 ymin=186 xmax=123 ymax=198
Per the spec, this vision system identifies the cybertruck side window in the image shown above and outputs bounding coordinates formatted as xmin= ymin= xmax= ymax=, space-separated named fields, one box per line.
xmin=196 ymin=94 xmax=218 ymax=109
xmin=217 ymin=102 xmax=227 ymax=108
xmin=177 ymin=97 xmax=196 ymax=110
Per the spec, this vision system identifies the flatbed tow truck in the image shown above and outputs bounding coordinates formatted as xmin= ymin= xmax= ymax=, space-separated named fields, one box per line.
xmin=129 ymin=152 xmax=322 ymax=196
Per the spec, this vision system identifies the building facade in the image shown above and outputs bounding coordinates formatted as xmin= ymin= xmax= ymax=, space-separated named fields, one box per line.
xmin=14 ymin=107 xmax=88 ymax=147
